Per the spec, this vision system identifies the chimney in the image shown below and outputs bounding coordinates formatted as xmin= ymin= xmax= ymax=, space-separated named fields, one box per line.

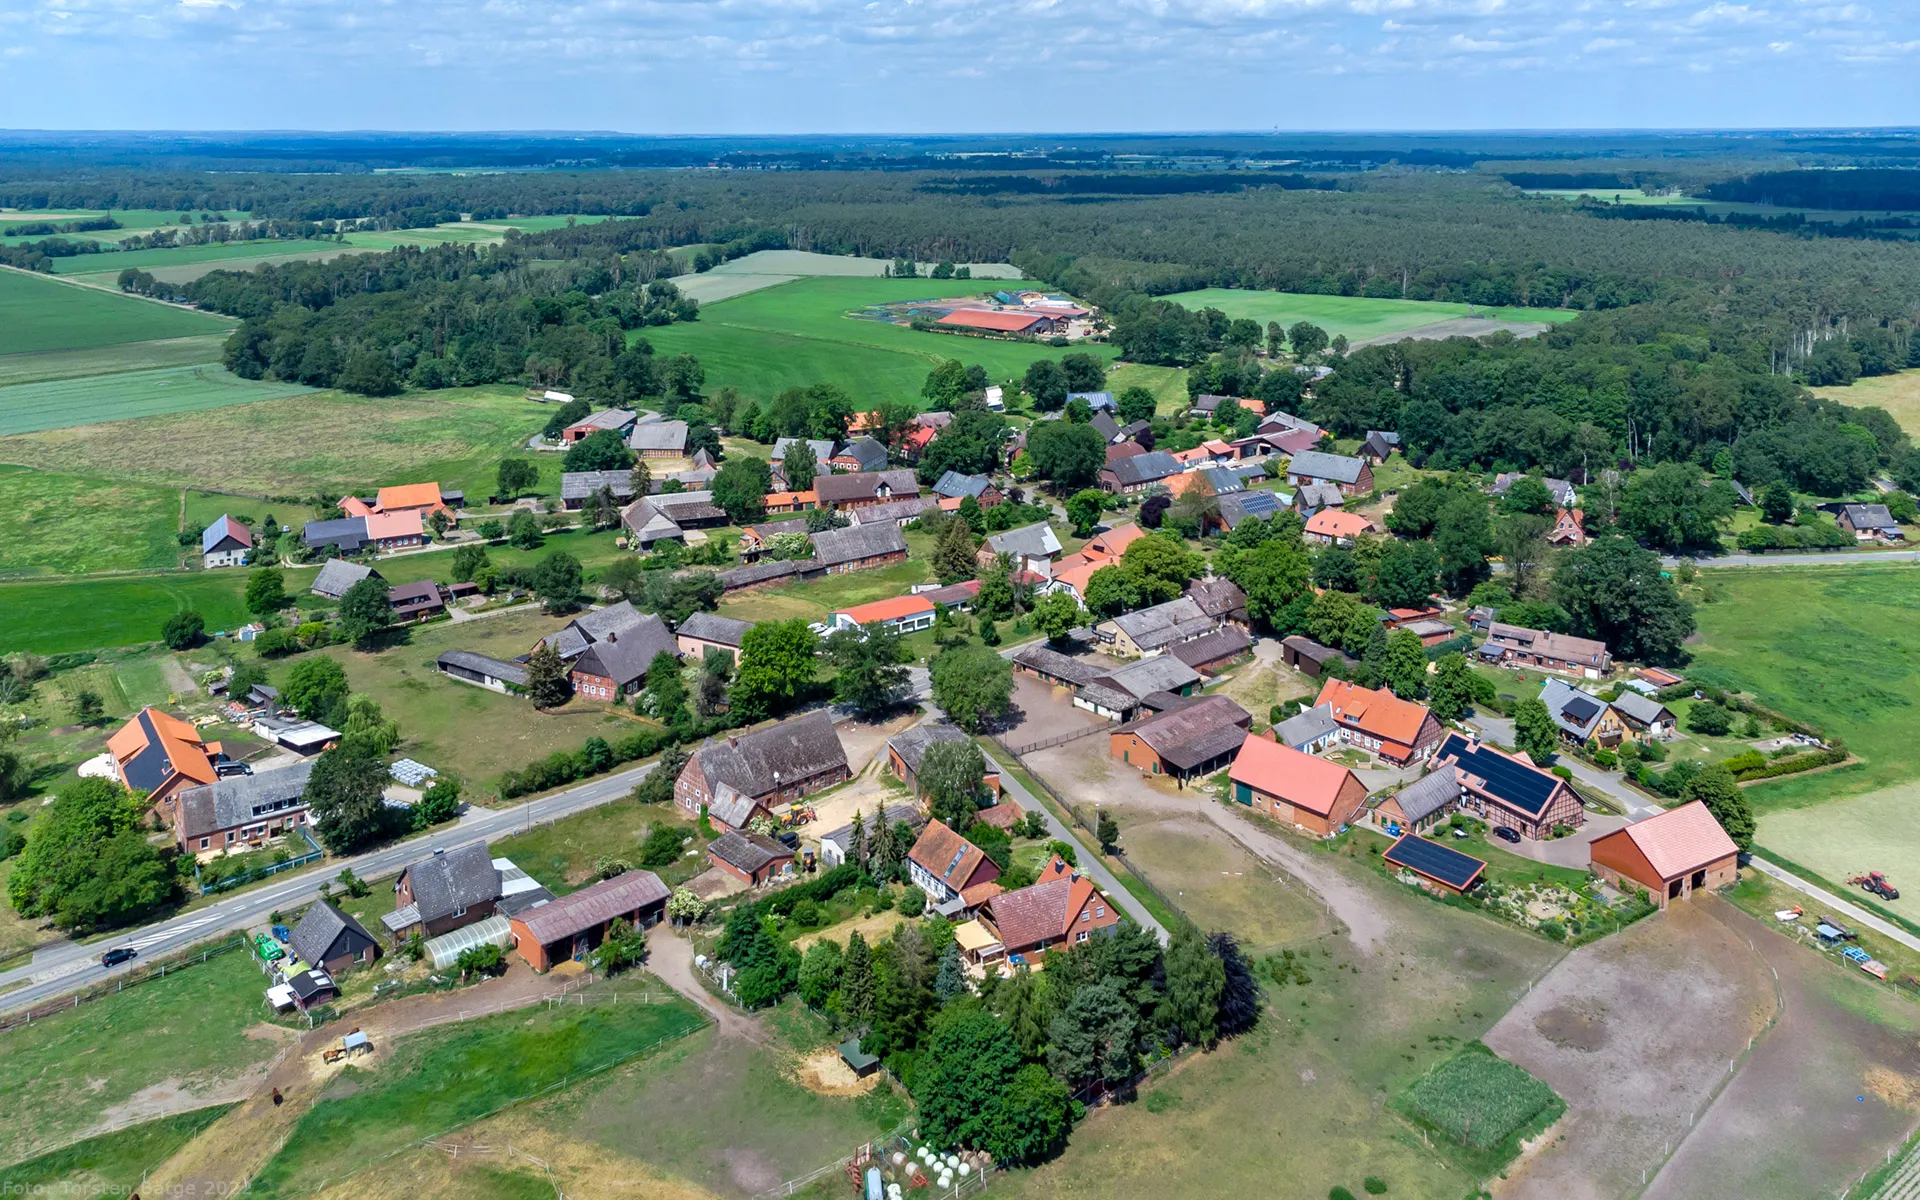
xmin=607 ymin=630 xmax=617 ymax=642
xmin=727 ymin=735 xmax=739 ymax=748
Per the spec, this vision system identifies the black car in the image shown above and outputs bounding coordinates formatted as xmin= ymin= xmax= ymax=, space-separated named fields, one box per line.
xmin=1493 ymin=826 xmax=1521 ymax=844
xmin=100 ymin=946 xmax=138 ymax=968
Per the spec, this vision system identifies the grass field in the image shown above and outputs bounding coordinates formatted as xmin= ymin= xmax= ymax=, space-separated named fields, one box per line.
xmin=0 ymin=334 xmax=229 ymax=387
xmin=717 ymin=558 xmax=934 ymax=626
xmin=478 ymin=215 xmax=620 ymax=232
xmin=643 ymin=275 xmax=1116 ymax=402
xmin=1105 ymin=362 xmax=1191 ymax=417
xmin=489 ymin=802 xmax=702 ymax=894
xmin=0 ymin=464 xmax=184 ymax=576
xmin=1162 ymin=288 xmax=1581 ymax=342
xmin=48 ymin=238 xmax=352 ymax=276
xmin=669 ymin=249 xmax=1023 ymax=305
xmin=246 ymin=980 xmax=706 ymax=1198
xmin=0 ymin=268 xmax=231 ymax=355
xmin=0 ymin=362 xmax=314 ymax=437
xmin=1121 ymin=818 xmax=1333 ymax=953
xmin=0 ymin=570 xmax=258 ymax=655
xmin=0 ymin=947 xmax=280 ymax=1165
xmin=0 ymin=1106 xmax=237 ymax=1189
xmin=1522 ymin=189 xmax=1703 ymax=205
xmin=1814 ymin=369 xmax=1920 ymax=437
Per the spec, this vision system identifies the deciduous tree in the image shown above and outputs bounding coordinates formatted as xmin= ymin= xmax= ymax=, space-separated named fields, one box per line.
xmin=338 ymin=576 xmax=392 ymax=649
xmin=1683 ymin=763 xmax=1754 ymax=852
xmin=304 ymin=741 xmax=395 ymax=854
xmin=1512 ymin=697 xmax=1559 ymax=765
xmin=929 ymin=644 xmax=1014 ymax=732
xmin=733 ymin=619 xmax=818 ymax=720
xmin=823 ymin=623 xmax=910 ymax=718
xmin=711 ymin=456 xmax=771 ymax=526
xmin=921 ymin=740 xmax=989 ymax=829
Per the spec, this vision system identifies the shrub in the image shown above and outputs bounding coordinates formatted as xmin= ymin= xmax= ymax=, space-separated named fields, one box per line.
xmin=1331 ymin=1190 xmax=1357 ymax=1200
xmin=790 ymin=899 xmax=821 ymax=927
xmin=897 ymin=888 xmax=926 ymax=918
xmin=1364 ymin=1179 xmax=1388 ymax=1196
xmin=1687 ymin=704 xmax=1734 ymax=736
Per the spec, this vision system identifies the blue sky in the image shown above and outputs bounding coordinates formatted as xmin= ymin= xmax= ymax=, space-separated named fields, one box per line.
xmin=1 ymin=0 xmax=1916 ymax=132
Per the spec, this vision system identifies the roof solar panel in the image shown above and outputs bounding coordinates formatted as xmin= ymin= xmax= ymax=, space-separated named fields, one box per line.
xmin=1563 ymin=697 xmax=1601 ymax=723
xmin=1439 ymin=733 xmax=1558 ymax=817
xmin=1384 ymin=835 xmax=1486 ymax=890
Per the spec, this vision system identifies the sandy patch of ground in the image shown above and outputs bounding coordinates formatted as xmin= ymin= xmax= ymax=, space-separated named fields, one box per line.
xmin=684 ymin=865 xmax=750 ymax=902
xmin=644 ymin=924 xmax=764 ymax=1045
xmin=794 ymin=909 xmax=906 ymax=953
xmin=792 ymin=1048 xmax=878 ymax=1097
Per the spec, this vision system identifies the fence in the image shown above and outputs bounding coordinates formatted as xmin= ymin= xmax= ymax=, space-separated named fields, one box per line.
xmin=0 ymin=932 xmax=248 ymax=1035
xmin=1004 ymin=722 xmax=1109 ymax=756
xmin=194 ymin=823 xmax=326 ymax=896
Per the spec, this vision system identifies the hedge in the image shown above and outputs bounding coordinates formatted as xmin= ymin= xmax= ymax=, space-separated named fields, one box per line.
xmin=1732 ymin=745 xmax=1848 ymax=782
xmin=730 ymin=864 xmax=863 ymax=927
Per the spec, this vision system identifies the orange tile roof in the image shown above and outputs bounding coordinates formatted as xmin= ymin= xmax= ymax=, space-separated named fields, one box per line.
xmin=1315 ymin=679 xmax=1434 ymax=749
xmin=938 ymin=495 xmax=965 ymax=511
xmin=340 ymin=496 xmax=377 ymax=518
xmin=364 ymin=509 xmax=424 ymax=541
xmin=1084 ymin=523 xmax=1145 ymax=560
xmin=375 ymin=482 xmax=445 ymax=511
xmin=833 ymin=594 xmax=936 ymax=624
xmin=1229 ymin=733 xmax=1360 ymax=817
xmin=1608 ymin=801 xmax=1738 ymax=879
xmin=1305 ymin=510 xmax=1378 ymax=539
xmin=1050 ymin=558 xmax=1104 ymax=599
xmin=938 ymin=309 xmax=1050 ymax=333
xmin=108 ymin=706 xmax=217 ymax=790
xmin=762 ymin=491 xmax=817 ymax=507
xmin=1172 ymin=446 xmax=1214 ymax=464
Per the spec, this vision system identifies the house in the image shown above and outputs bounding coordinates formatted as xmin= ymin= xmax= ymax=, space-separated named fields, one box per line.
xmin=1106 ymin=440 xmax=1146 ymax=469
xmin=1285 ymin=450 xmax=1373 ymax=497
xmin=289 ymin=900 xmax=381 ymax=974
xmin=706 ymin=832 xmax=796 ymax=886
xmin=1109 ymin=695 xmax=1252 ymax=783
xmin=1168 ymin=625 xmax=1254 ymax=675
xmin=1359 ymin=431 xmax=1401 ymax=463
xmin=371 ymin=482 xmax=454 ymax=520
xmin=811 ymin=522 xmax=909 ymax=574
xmin=1314 ymin=679 xmax=1445 ymax=765
xmin=108 ymin=707 xmax=223 ymax=811
xmin=1546 ymin=508 xmax=1587 ymax=547
xmin=1097 ymin=655 xmax=1203 ymax=703
xmin=1012 ymin=643 xmax=1108 ymax=690
xmin=921 ymin=579 xmax=982 ymax=610
xmin=1212 ymin=489 xmax=1287 ymax=533
xmin=937 ymin=309 xmax=1057 ymax=336
xmin=888 ymin=722 xmax=1000 ymax=800
xmin=1089 ymin=411 xmax=1123 ymax=443
xmin=907 ymin=819 xmax=1002 ymax=916
xmin=675 ymin=709 xmax=850 ymax=819
xmin=1372 ymin=768 xmax=1463 ymax=835
xmin=983 ymin=385 xmax=1005 ymax=411
xmin=1244 ymin=425 xmax=1322 ymax=458
xmin=1100 ymin=450 xmax=1184 ymax=495
xmin=932 ymin=471 xmax=1002 ymax=507
xmin=1067 ymin=391 xmax=1115 ymax=412
xmin=1383 ymin=835 xmax=1486 ymax=896
xmin=1610 ymin=691 xmax=1678 ymax=741
xmin=676 ymin=611 xmax=752 ymax=663
xmin=619 ymin=490 xmax=729 ymax=547
xmin=1304 ymin=509 xmax=1380 ymax=545
xmin=1539 ymin=679 xmax=1629 ymax=747
xmin=436 ymin=649 xmax=528 ymax=694
xmin=301 ymin=516 xmax=370 ymax=555
xmin=541 ymin=604 xmax=678 ymax=701
xmin=361 ymin=509 xmax=426 ymax=551
xmin=1838 ymin=503 xmax=1903 ymax=542
xmin=1273 ymin=703 xmax=1342 ymax=753
xmin=1188 ymin=394 xmax=1236 ymax=417
xmin=387 ymin=579 xmax=445 ymax=622
xmin=310 ymin=559 xmax=378 ymax=600
xmin=1096 ymin=596 xmax=1214 ymax=657
xmin=817 ymin=804 xmax=925 ymax=869
xmin=509 ymin=869 xmax=669 ymax=971
xmin=560 ymin=470 xmax=639 ymax=510
xmin=201 ymin=515 xmax=252 ymax=568
xmin=382 ymin=842 xmax=502 ymax=942
xmin=1084 ymin=523 xmax=1147 ymax=561
xmin=1491 ymin=474 xmax=1577 ymax=508
xmin=830 ymin=437 xmax=890 ymax=474
xmin=1294 ymin=481 xmax=1346 ymax=514
xmin=1280 ymin=636 xmax=1356 ymax=678
xmin=980 ymin=862 xmax=1119 ymax=959
xmin=772 ymin=437 xmax=838 ymax=469
xmin=814 ymin=469 xmax=921 ymax=511
xmin=1588 ymin=801 xmax=1739 ymax=907
xmin=829 ymin=594 xmax=937 ymax=635
xmin=628 ymin=420 xmax=689 ymax=457
xmin=761 ymin=490 xmax=818 ymax=515
xmin=1228 ymin=734 xmax=1369 ymax=836
xmin=739 ymin=517 xmax=811 ymax=561
xmin=1260 ymin=411 xmax=1323 ymax=439
xmin=1479 ymin=622 xmax=1613 ymax=678
xmin=852 ymin=495 xmax=938 ymax=528
xmin=171 ymin=760 xmax=315 ymax=855
xmin=982 ymin=522 xmax=1064 ymax=573
xmin=560 ymin=407 xmax=639 ymax=444
xmin=1429 ymin=732 xmax=1585 ymax=840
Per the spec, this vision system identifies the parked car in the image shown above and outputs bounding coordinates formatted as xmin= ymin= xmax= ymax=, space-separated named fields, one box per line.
xmin=100 ymin=947 xmax=138 ymax=968
xmin=272 ymin=924 xmax=292 ymax=943
xmin=1493 ymin=826 xmax=1521 ymax=844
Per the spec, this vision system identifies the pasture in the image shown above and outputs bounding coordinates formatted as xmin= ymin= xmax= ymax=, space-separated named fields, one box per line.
xmin=0 ymin=464 xmax=184 ymax=577
xmin=0 ymin=268 xmax=230 ymax=355
xmin=0 ymin=1107 xmax=237 ymax=1191
xmin=0 ymin=334 xmax=228 ymax=387
xmin=0 ymin=363 xmax=314 ymax=437
xmin=0 ymin=571 xmax=256 ymax=655
xmin=1757 ymin=784 xmax=1920 ymax=896
xmin=644 ymin=275 xmax=1115 ymax=403
xmin=48 ymin=238 xmax=351 ymax=276
xmin=1162 ymin=287 xmax=1580 ymax=342
xmin=1815 ymin=368 xmax=1920 ymax=437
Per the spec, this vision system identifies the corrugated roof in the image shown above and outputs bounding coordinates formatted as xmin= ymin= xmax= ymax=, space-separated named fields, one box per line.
xmin=437 ymin=650 xmax=528 ymax=687
xmin=311 ymin=559 xmax=376 ymax=598
xmin=677 ymin=611 xmax=752 ymax=647
xmin=628 ymin=420 xmax=689 ymax=452
xmin=1099 ymin=655 xmax=1202 ymax=701
xmin=515 ymin=870 xmax=669 ymax=944
xmin=707 ymin=831 xmax=792 ymax=875
xmin=1390 ymin=768 xmax=1463 ymax=824
xmin=1123 ymin=695 xmax=1252 ymax=769
xmin=1170 ymin=626 xmax=1254 ymax=670
xmin=810 ymin=521 xmax=907 ymax=567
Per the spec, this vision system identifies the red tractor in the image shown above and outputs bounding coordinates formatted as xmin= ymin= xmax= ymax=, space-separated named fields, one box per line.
xmin=1849 ymin=872 xmax=1900 ymax=901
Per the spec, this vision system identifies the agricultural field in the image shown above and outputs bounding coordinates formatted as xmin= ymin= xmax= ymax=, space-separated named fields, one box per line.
xmin=0 ymin=268 xmax=231 ymax=355
xmin=478 ymin=214 xmax=620 ymax=231
xmin=1395 ymin=1044 xmax=1564 ymax=1174
xmin=0 ymin=570 xmax=257 ymax=655
xmin=0 ymin=1107 xmax=237 ymax=1192
xmin=1757 ymin=784 xmax=1920 ymax=895
xmin=0 ymin=464 xmax=185 ymax=576
xmin=642 ymin=275 xmax=1116 ymax=403
xmin=0 ymin=334 xmax=229 ymax=387
xmin=1162 ymin=287 xmax=1580 ymax=344
xmin=0 ymin=362 xmax=315 ymax=437
xmin=48 ymin=238 xmax=351 ymax=276
xmin=1814 ymin=368 xmax=1920 ymax=436
xmin=669 ymin=249 xmax=1022 ymax=305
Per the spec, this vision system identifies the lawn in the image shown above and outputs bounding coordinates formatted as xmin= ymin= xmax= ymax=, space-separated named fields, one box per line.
xmin=717 ymin=559 xmax=934 ymax=627
xmin=0 ymin=464 xmax=185 ymax=576
xmin=1161 ymin=288 xmax=1580 ymax=342
xmin=48 ymin=238 xmax=352 ymax=275
xmin=0 ymin=363 xmax=315 ymax=438
xmin=0 ymin=1105 xmax=237 ymax=1190
xmin=0 ymin=570 xmax=260 ymax=655
xmin=245 ymin=978 xmax=708 ymax=1198
xmin=0 ymin=946 xmax=280 ymax=1165
xmin=1814 ymin=368 xmax=1920 ymax=437
xmin=0 ymin=268 xmax=232 ymax=355
xmin=1104 ymin=362 xmax=1191 ymax=417
xmin=0 ymin=333 xmax=228 ymax=387
xmin=642 ymin=275 xmax=1116 ymax=403
xmin=489 ymin=801 xmax=704 ymax=894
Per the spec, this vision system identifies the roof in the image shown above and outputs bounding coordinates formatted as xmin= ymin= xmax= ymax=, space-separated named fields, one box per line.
xmin=1229 ymin=734 xmax=1360 ymax=817
xmin=175 ymin=760 xmax=315 ymax=839
xmin=1077 ymin=682 xmax=1139 ymax=714
xmin=1384 ymin=835 xmax=1486 ymax=891
xmin=201 ymin=514 xmax=251 ymax=553
xmin=888 ymin=721 xmax=974 ymax=776
xmin=1843 ymin=503 xmax=1898 ymax=529
xmin=1107 ymin=450 xmax=1184 ymax=487
xmin=1123 ymin=695 xmax=1252 ymax=769
xmin=1185 ymin=579 xmax=1247 ymax=622
xmin=302 ymin=516 xmax=368 ymax=549
xmin=1085 ymin=523 xmax=1146 ymax=559
xmin=1099 ymin=655 xmax=1202 ymax=701
xmin=561 ymin=470 xmax=638 ymax=501
xmin=692 ymin=710 xmax=848 ymax=800
xmin=1011 ymin=643 xmax=1106 ymax=687
xmin=814 ymin=468 xmax=920 ymax=506
xmin=1540 ymin=678 xmax=1606 ymax=738
xmin=289 ymin=900 xmax=375 ymax=965
xmin=1169 ymin=626 xmax=1254 ymax=670
xmin=628 ymin=420 xmax=689 ymax=453
xmin=773 ymin=437 xmax=837 ymax=463
xmin=568 ymin=407 xmax=638 ymax=432
xmin=1609 ymin=691 xmax=1673 ymax=726
xmin=677 ymin=611 xmax=752 ymax=647
xmin=1067 ymin=391 xmax=1114 ymax=409
xmin=818 ymin=803 xmax=924 ymax=853
xmin=401 ymin=842 xmax=501 ymax=923
xmin=1295 ymin=482 xmax=1346 ymax=510
xmin=1389 ymin=767 xmax=1463 ymax=823
xmin=549 ymin=601 xmax=666 ymax=660
xmin=718 ymin=559 xmax=802 ymax=589
xmin=744 ymin=516 xmax=809 ymax=543
xmin=1108 ymin=596 xmax=1210 ymax=649
xmin=364 ymin=509 xmax=424 ymax=542
xmin=1288 ymin=450 xmax=1366 ymax=485
xmin=1433 ymin=732 xmax=1566 ymax=820
xmin=851 ymin=495 xmax=936 ymax=525
xmin=708 ymin=830 xmax=793 ymax=874
xmin=953 ymin=918 xmax=1002 ymax=954
xmin=1316 ymin=679 xmax=1434 ymax=751
xmin=835 ymin=437 xmax=889 ymax=471
xmin=516 ymin=870 xmax=670 ymax=945
xmin=108 ymin=707 xmax=215 ymax=793
xmin=1601 ymin=801 xmax=1739 ymax=880
xmin=907 ymin=819 xmax=992 ymax=888
xmin=986 ymin=873 xmax=1097 ymax=950
xmin=1281 ymin=635 xmax=1351 ymax=666
xmin=938 ymin=308 xmax=1052 ymax=333
xmin=1306 ymin=509 xmax=1378 ymax=539
xmin=573 ymin=612 xmax=680 ymax=687
xmin=1361 ymin=431 xmax=1399 ymax=457
xmin=1485 ymin=623 xmax=1610 ymax=667
xmin=1106 ymin=441 xmax=1146 ymax=466
xmin=834 ymin=594 xmax=935 ymax=628
xmin=388 ymin=579 xmax=442 ymax=607
xmin=1196 ymin=465 xmax=1245 ymax=495
xmin=922 ymin=579 xmax=982 ymax=607
xmin=986 ymin=522 xmax=1063 ymax=561
xmin=933 ymin=470 xmax=993 ymax=500
xmin=437 ymin=650 xmax=527 ymax=686
xmin=311 ymin=559 xmax=375 ymax=597
xmin=1274 ymin=703 xmax=1341 ymax=749
xmin=375 ymin=482 xmax=444 ymax=511
xmin=1215 ymin=490 xmax=1286 ymax=530
xmin=1089 ymin=412 xmax=1122 ymax=442
xmin=707 ymin=782 xmax=767 ymax=830
xmin=810 ymin=521 xmax=907 ymax=567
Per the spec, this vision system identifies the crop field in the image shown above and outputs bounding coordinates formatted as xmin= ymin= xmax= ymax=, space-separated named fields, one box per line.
xmin=0 ymin=464 xmax=184 ymax=576
xmin=0 ymin=362 xmax=315 ymax=437
xmin=0 ymin=334 xmax=229 ymax=387
xmin=1815 ymin=369 xmax=1920 ymax=436
xmin=1758 ymin=783 xmax=1920 ymax=895
xmin=480 ymin=214 xmax=620 ymax=231
xmin=1162 ymin=287 xmax=1581 ymax=342
xmin=67 ymin=246 xmax=378 ymax=289
xmin=642 ymin=275 xmax=1115 ymax=402
xmin=670 ymin=248 xmax=1022 ymax=303
xmin=0 ymin=571 xmax=256 ymax=655
xmin=48 ymin=238 xmax=351 ymax=275
xmin=0 ymin=268 xmax=231 ymax=355
xmin=1395 ymin=1044 xmax=1565 ymax=1168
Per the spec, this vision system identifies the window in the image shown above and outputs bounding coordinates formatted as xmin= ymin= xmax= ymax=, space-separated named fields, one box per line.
xmin=200 ymin=837 xmax=209 ymax=849
xmin=1077 ymin=931 xmax=1089 ymax=942
xmin=1095 ymin=906 xmax=1105 ymax=917
xmin=226 ymin=831 xmax=235 ymax=843
xmin=453 ymin=906 xmax=468 ymax=919
xmin=1081 ymin=909 xmax=1089 ymax=921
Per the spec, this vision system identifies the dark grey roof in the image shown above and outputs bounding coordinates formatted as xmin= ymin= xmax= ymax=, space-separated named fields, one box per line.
xmin=815 ymin=469 xmax=920 ymax=505
xmin=574 ymin=612 xmax=680 ymax=687
xmin=773 ymin=437 xmax=837 ymax=464
xmin=1122 ymin=695 xmax=1251 ymax=769
xmin=693 ymin=709 xmax=848 ymax=800
xmin=1275 ymin=702 xmax=1341 ymax=749
xmin=1295 ymin=482 xmax=1346 ymax=510
xmin=1090 ymin=412 xmax=1122 ymax=442
xmin=1108 ymin=451 xmax=1183 ymax=487
xmin=1190 ymin=394 xmax=1229 ymax=412
xmin=437 ymin=649 xmax=528 ymax=687
xmin=745 ymin=517 xmax=810 ymax=542
xmin=1287 ymin=450 xmax=1366 ymax=485
xmin=851 ymin=495 xmax=937 ymax=525
xmin=570 ymin=408 xmax=638 ymax=433
xmin=1186 ymin=578 xmax=1248 ymax=620
xmin=818 ymin=804 xmax=924 ymax=853
xmin=933 ymin=470 xmax=992 ymax=500
xmin=1843 ymin=503 xmax=1897 ymax=529
xmin=677 ymin=610 xmax=751 ymax=647
xmin=886 ymin=722 xmax=972 ymax=775
xmin=1392 ymin=769 xmax=1464 ymax=824
xmin=1169 ymin=625 xmax=1253 ymax=670
xmin=548 ymin=601 xmax=665 ymax=661
xmin=561 ymin=471 xmax=638 ymax=502
xmin=709 ymin=830 xmax=792 ymax=874
xmin=175 ymin=760 xmax=315 ymax=840
xmin=1108 ymin=597 xmax=1211 ymax=648
xmin=1215 ymin=490 xmax=1284 ymax=530
xmin=810 ymin=521 xmax=907 ymax=568
xmin=628 ymin=420 xmax=688 ymax=453
xmin=835 ymin=437 xmax=890 ymax=472
xmin=311 ymin=559 xmax=376 ymax=598
xmin=718 ymin=559 xmax=802 ymax=589
xmin=1098 ymin=655 xmax=1203 ymax=700
xmin=401 ymin=842 xmax=501 ymax=923
xmin=1076 ymin=682 xmax=1139 ymax=714
xmin=302 ymin=516 xmax=368 ymax=551
xmin=1011 ymin=643 xmax=1106 ymax=687
xmin=1196 ymin=465 xmax=1245 ymax=495
xmin=1609 ymin=691 xmax=1673 ymax=726
xmin=289 ymin=899 xmax=377 ymax=967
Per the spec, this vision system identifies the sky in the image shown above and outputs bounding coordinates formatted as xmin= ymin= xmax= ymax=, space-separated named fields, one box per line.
xmin=1 ymin=0 xmax=1917 ymax=132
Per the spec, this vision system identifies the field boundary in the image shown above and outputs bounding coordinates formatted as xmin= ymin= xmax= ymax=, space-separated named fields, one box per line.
xmin=0 ymin=932 xmax=248 ymax=1036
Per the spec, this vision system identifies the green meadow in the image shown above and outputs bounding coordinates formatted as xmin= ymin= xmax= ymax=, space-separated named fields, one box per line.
xmin=0 ymin=571 xmax=259 ymax=655
xmin=0 ymin=363 xmax=314 ymax=437
xmin=0 ymin=269 xmax=230 ymax=355
xmin=0 ymin=465 xmax=184 ymax=577
xmin=1162 ymin=288 xmax=1580 ymax=342
xmin=48 ymin=238 xmax=351 ymax=275
xmin=0 ymin=335 xmax=230 ymax=387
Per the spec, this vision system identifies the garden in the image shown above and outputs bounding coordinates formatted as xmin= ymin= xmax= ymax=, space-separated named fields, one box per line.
xmin=1393 ymin=1042 xmax=1566 ymax=1175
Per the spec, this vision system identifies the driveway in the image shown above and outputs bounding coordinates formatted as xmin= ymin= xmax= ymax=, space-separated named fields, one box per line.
xmin=646 ymin=924 xmax=764 ymax=1044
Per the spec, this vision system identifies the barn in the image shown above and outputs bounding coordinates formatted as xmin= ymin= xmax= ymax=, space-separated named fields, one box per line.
xmin=1588 ymin=801 xmax=1739 ymax=907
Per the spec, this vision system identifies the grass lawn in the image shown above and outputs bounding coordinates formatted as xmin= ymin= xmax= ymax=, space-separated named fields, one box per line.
xmin=182 ymin=489 xmax=322 ymax=537
xmin=0 ymin=947 xmax=280 ymax=1165
xmin=1162 ymin=288 xmax=1580 ymax=342
xmin=0 ymin=363 xmax=314 ymax=438
xmin=0 ymin=334 xmax=229 ymax=387
xmin=0 ymin=570 xmax=257 ymax=655
xmin=0 ymin=464 xmax=185 ymax=576
xmin=1813 ymin=368 xmax=1920 ymax=437
xmin=718 ymin=558 xmax=934 ymax=626
xmin=489 ymin=801 xmax=704 ymax=895
xmin=1122 ymin=817 xmax=1333 ymax=954
xmin=642 ymin=275 xmax=1115 ymax=403
xmin=0 ymin=269 xmax=231 ymax=357
xmin=0 ymin=1105 xmax=237 ymax=1189
xmin=1105 ymin=362 xmax=1191 ymax=417
xmin=247 ymin=978 xmax=708 ymax=1198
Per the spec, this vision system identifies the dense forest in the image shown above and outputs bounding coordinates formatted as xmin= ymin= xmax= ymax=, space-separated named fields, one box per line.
xmin=1704 ymin=168 xmax=1920 ymax=212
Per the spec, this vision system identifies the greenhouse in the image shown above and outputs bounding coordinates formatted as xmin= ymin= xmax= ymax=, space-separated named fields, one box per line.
xmin=425 ymin=914 xmax=513 ymax=969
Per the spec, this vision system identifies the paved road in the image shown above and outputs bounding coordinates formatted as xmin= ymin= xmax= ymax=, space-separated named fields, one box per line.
xmin=0 ymin=761 xmax=661 ymax=1017
xmin=1747 ymin=856 xmax=1920 ymax=955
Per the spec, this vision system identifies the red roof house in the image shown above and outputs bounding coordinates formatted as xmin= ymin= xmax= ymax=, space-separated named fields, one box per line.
xmin=1227 ymin=733 xmax=1369 ymax=836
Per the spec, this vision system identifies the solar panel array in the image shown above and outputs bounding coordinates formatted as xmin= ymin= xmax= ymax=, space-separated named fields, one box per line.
xmin=1437 ymin=733 xmax=1560 ymax=818
xmin=1384 ymin=834 xmax=1486 ymax=891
